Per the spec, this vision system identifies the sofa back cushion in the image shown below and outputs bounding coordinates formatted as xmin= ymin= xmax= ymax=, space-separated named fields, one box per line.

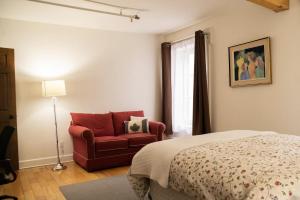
xmin=112 ymin=110 xmax=144 ymax=135
xmin=71 ymin=113 xmax=114 ymax=137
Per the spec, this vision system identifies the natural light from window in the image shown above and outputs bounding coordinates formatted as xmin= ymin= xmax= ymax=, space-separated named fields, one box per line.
xmin=171 ymin=38 xmax=195 ymax=134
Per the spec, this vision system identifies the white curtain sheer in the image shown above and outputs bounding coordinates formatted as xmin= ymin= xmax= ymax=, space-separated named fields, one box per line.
xmin=171 ymin=38 xmax=195 ymax=134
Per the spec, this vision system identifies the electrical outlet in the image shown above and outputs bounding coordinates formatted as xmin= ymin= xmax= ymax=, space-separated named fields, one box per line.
xmin=59 ymin=141 xmax=64 ymax=156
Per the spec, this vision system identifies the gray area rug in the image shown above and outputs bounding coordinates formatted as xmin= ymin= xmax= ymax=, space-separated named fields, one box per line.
xmin=60 ymin=175 xmax=139 ymax=200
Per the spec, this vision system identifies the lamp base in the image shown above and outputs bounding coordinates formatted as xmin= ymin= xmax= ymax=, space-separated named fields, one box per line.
xmin=53 ymin=163 xmax=67 ymax=171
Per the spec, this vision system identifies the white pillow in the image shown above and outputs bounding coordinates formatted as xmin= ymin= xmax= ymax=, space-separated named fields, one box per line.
xmin=130 ymin=116 xmax=147 ymax=121
xmin=130 ymin=116 xmax=149 ymax=132
xmin=124 ymin=116 xmax=149 ymax=133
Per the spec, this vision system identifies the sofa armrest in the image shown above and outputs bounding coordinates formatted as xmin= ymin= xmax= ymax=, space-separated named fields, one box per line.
xmin=69 ymin=125 xmax=94 ymax=142
xmin=69 ymin=125 xmax=95 ymax=159
xmin=149 ymin=121 xmax=165 ymax=141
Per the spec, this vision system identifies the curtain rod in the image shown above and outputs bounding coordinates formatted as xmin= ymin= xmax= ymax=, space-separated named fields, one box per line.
xmin=171 ymin=35 xmax=194 ymax=44
xmin=171 ymin=32 xmax=209 ymax=44
xmin=26 ymin=0 xmax=140 ymax=21
xmin=82 ymin=0 xmax=147 ymax=12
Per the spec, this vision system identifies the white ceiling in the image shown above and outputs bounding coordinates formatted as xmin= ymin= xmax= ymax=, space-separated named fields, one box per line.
xmin=0 ymin=0 xmax=242 ymax=34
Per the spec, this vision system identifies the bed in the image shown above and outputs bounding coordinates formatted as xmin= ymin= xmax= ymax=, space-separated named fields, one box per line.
xmin=128 ymin=130 xmax=300 ymax=200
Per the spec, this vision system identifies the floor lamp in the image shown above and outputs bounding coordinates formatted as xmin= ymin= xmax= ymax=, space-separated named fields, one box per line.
xmin=42 ymin=80 xmax=67 ymax=171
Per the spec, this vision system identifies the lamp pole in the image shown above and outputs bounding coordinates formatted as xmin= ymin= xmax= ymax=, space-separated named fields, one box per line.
xmin=52 ymin=96 xmax=66 ymax=171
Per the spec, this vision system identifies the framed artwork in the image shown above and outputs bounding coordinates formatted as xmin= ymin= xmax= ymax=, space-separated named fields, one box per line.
xmin=228 ymin=37 xmax=272 ymax=87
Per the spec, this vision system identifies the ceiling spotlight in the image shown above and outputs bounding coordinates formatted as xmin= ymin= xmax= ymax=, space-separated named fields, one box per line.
xmin=133 ymin=15 xmax=140 ymax=20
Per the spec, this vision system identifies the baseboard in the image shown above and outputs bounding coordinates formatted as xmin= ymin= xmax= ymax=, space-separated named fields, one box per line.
xmin=19 ymin=154 xmax=73 ymax=169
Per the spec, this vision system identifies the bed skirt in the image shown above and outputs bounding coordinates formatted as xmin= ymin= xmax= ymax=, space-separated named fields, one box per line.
xmin=148 ymin=181 xmax=192 ymax=200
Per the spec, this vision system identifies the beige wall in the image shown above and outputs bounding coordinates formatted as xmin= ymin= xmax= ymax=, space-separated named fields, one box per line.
xmin=0 ymin=18 xmax=161 ymax=168
xmin=164 ymin=0 xmax=300 ymax=135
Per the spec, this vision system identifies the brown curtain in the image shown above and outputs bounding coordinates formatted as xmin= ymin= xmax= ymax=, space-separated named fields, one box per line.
xmin=192 ymin=30 xmax=211 ymax=135
xmin=161 ymin=42 xmax=173 ymax=135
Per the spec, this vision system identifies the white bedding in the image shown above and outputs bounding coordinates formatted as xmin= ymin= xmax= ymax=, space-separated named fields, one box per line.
xmin=129 ymin=130 xmax=275 ymax=188
xmin=128 ymin=130 xmax=300 ymax=200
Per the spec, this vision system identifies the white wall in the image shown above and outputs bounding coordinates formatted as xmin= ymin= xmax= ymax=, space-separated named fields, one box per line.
xmin=164 ymin=0 xmax=300 ymax=135
xmin=0 ymin=18 xmax=161 ymax=168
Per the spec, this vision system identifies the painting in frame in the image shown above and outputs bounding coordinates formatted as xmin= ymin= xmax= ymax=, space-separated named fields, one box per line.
xmin=228 ymin=37 xmax=272 ymax=87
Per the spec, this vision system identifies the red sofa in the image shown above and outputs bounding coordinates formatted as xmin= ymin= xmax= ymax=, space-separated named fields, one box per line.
xmin=69 ymin=110 xmax=165 ymax=171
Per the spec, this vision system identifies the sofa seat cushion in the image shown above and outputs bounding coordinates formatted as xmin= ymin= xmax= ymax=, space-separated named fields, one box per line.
xmin=95 ymin=136 xmax=128 ymax=152
xmin=71 ymin=113 xmax=114 ymax=137
xmin=112 ymin=111 xmax=144 ymax=135
xmin=123 ymin=133 xmax=157 ymax=147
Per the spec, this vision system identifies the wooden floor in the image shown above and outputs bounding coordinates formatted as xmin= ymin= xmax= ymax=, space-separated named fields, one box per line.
xmin=0 ymin=162 xmax=130 ymax=200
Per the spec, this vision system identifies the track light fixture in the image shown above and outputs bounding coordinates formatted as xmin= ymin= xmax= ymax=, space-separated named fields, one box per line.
xmin=27 ymin=0 xmax=144 ymax=22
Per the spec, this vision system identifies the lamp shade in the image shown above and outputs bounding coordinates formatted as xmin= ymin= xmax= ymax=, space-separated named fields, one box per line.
xmin=42 ymin=80 xmax=66 ymax=97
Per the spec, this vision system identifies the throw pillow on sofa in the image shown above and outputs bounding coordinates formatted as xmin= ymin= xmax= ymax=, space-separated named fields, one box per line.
xmin=130 ymin=116 xmax=149 ymax=132
xmin=112 ymin=110 xmax=144 ymax=135
xmin=124 ymin=119 xmax=149 ymax=134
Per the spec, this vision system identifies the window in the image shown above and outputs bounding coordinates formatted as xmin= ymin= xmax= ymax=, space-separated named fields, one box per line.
xmin=171 ymin=38 xmax=195 ymax=134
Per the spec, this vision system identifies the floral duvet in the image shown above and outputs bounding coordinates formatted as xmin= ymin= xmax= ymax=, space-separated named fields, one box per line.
xmin=129 ymin=134 xmax=300 ymax=200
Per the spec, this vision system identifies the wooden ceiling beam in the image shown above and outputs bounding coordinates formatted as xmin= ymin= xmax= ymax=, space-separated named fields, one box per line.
xmin=247 ymin=0 xmax=289 ymax=12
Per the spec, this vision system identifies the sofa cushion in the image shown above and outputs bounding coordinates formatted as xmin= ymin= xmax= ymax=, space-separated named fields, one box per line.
xmin=123 ymin=133 xmax=156 ymax=147
xmin=95 ymin=136 xmax=128 ymax=152
xmin=71 ymin=113 xmax=114 ymax=137
xmin=112 ymin=111 xmax=144 ymax=135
